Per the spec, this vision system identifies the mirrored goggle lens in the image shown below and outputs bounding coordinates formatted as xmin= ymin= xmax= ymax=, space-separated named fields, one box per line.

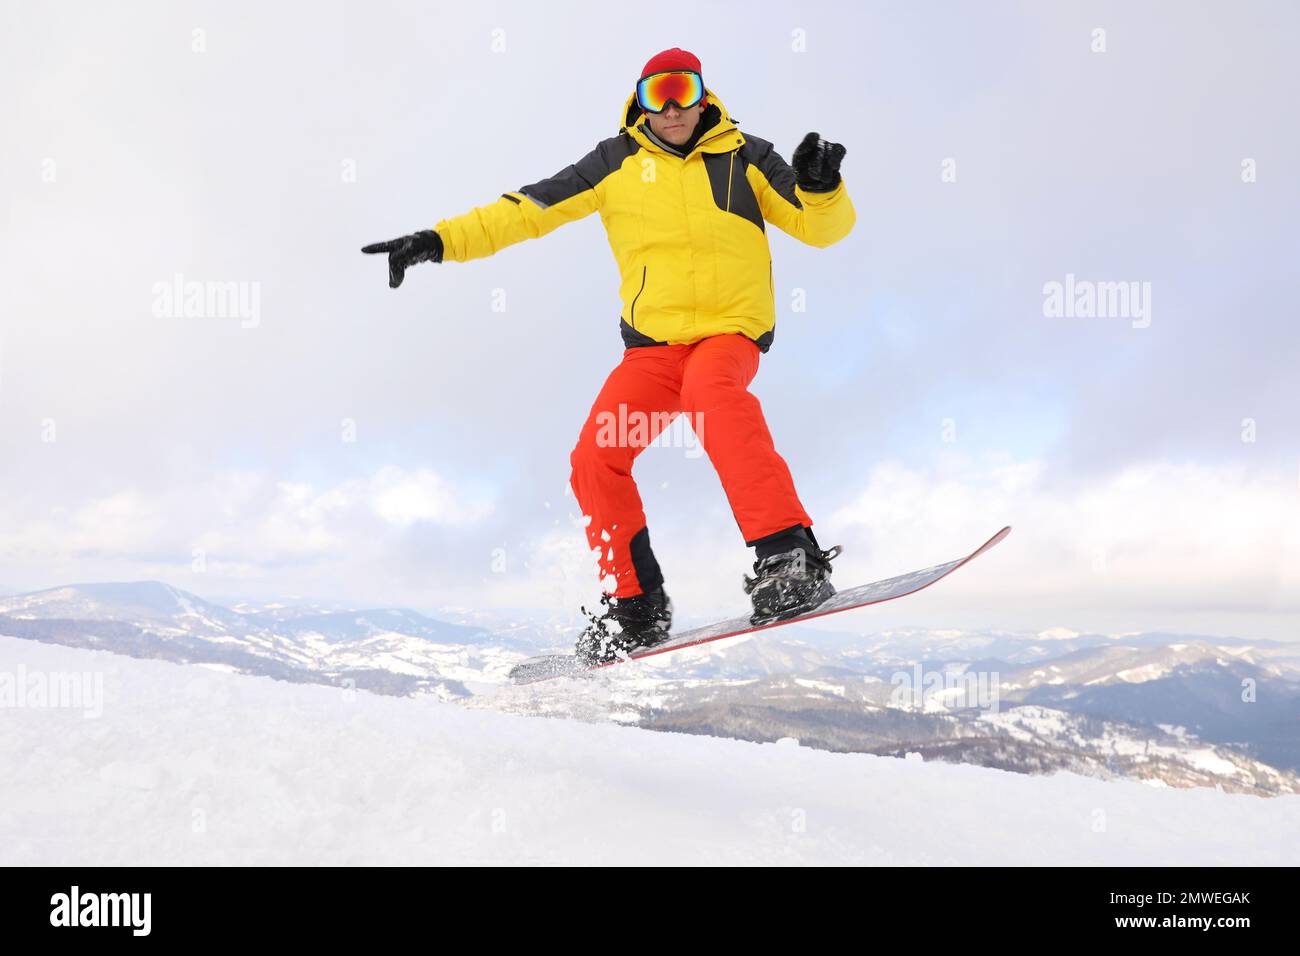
xmin=637 ymin=71 xmax=703 ymax=112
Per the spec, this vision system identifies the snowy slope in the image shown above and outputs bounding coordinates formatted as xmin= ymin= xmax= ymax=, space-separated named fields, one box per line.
xmin=1 ymin=636 xmax=1296 ymax=865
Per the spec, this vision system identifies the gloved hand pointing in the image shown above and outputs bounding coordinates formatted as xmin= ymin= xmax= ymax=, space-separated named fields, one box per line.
xmin=361 ymin=229 xmax=444 ymax=289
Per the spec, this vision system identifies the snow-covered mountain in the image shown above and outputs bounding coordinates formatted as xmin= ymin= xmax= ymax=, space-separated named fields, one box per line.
xmin=477 ymin=670 xmax=1300 ymax=796
xmin=0 ymin=581 xmax=246 ymax=630
xmin=0 ymin=581 xmax=515 ymax=699
xmin=809 ymin=624 xmax=1300 ymax=674
xmin=2 ymin=634 xmax=1296 ymax=865
xmin=995 ymin=639 xmax=1298 ymax=689
xmin=1 ymin=582 xmax=485 ymax=642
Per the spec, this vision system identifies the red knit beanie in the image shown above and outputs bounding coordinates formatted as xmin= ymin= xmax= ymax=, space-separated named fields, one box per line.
xmin=638 ymin=48 xmax=706 ymax=114
xmin=640 ymin=47 xmax=702 ymax=79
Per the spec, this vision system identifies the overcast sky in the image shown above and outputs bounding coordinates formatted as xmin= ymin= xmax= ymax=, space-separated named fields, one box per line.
xmin=2 ymin=1 xmax=1297 ymax=641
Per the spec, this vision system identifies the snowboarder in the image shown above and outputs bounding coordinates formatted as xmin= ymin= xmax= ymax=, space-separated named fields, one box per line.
xmin=363 ymin=48 xmax=855 ymax=664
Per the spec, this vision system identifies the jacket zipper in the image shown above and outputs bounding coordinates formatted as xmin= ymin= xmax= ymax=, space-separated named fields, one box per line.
xmin=726 ymin=151 xmax=734 ymax=211
xmin=630 ymin=264 xmax=647 ymax=329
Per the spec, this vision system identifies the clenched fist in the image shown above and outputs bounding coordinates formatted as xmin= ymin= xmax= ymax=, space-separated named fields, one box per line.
xmin=792 ymin=132 xmax=846 ymax=193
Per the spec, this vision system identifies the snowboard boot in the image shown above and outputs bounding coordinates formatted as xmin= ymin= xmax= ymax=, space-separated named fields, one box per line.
xmin=574 ymin=586 xmax=673 ymax=665
xmin=743 ymin=526 xmax=843 ymax=626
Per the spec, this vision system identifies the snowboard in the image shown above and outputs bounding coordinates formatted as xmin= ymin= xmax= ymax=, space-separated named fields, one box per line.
xmin=508 ymin=525 xmax=1011 ymax=685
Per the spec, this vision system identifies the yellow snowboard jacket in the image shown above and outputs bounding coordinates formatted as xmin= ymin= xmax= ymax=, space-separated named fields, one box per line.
xmin=433 ymin=87 xmax=855 ymax=351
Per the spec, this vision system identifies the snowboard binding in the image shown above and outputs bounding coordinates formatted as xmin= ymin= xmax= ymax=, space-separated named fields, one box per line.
xmin=744 ymin=543 xmax=843 ymax=626
xmin=574 ymin=586 xmax=673 ymax=665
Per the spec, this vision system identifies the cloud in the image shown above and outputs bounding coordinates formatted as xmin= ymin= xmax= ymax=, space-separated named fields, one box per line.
xmin=829 ymin=452 xmax=1300 ymax=619
xmin=367 ymin=466 xmax=492 ymax=528
xmin=0 ymin=466 xmax=495 ymax=579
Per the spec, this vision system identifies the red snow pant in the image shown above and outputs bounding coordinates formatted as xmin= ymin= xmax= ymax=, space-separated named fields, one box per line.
xmin=569 ymin=333 xmax=814 ymax=598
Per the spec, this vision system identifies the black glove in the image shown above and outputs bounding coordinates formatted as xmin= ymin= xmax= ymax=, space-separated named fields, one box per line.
xmin=792 ymin=132 xmax=847 ymax=193
xmin=361 ymin=229 xmax=443 ymax=289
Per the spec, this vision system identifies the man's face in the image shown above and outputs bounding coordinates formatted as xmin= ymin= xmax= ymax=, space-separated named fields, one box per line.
xmin=645 ymin=99 xmax=706 ymax=146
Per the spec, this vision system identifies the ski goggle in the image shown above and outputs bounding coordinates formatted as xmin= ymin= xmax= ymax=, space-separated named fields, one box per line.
xmin=636 ymin=70 xmax=705 ymax=113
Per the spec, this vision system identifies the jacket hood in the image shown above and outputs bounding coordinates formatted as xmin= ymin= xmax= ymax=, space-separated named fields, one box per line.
xmin=620 ymin=85 xmax=741 ymax=155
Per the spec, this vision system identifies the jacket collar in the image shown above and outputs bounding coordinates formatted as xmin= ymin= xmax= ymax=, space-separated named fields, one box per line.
xmin=619 ymin=86 xmax=743 ymax=157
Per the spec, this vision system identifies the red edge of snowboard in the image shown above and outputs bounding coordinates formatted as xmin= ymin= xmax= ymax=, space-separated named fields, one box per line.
xmin=574 ymin=524 xmax=1012 ymax=676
